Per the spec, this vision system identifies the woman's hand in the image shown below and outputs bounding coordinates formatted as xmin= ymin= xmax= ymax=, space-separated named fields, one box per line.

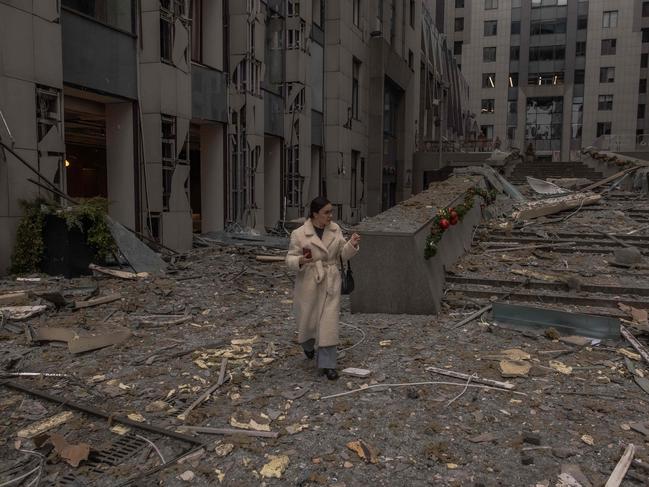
xmin=298 ymin=255 xmax=313 ymax=266
xmin=350 ymin=233 xmax=361 ymax=248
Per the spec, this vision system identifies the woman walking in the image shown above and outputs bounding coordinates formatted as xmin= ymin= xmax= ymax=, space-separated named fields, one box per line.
xmin=286 ymin=197 xmax=361 ymax=380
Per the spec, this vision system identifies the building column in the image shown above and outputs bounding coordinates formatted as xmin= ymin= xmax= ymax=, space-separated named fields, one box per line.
xmin=264 ymin=136 xmax=281 ymax=228
xmin=200 ymin=123 xmax=224 ymax=233
xmin=367 ymin=38 xmax=385 ymax=217
xmin=106 ymin=102 xmax=136 ymax=228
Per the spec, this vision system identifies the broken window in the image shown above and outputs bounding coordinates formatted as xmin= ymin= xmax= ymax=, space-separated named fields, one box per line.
xmin=352 ymin=59 xmax=360 ymax=119
xmin=160 ymin=0 xmax=189 ymax=65
xmin=233 ymin=60 xmax=248 ymax=93
xmin=351 ymin=151 xmax=359 ymax=208
xmin=228 ymin=108 xmax=256 ymax=223
xmin=160 ymin=8 xmax=174 ymax=63
xmin=36 ymin=87 xmax=62 ymax=142
xmin=284 ymin=120 xmax=303 ymax=209
xmin=248 ymin=21 xmax=256 ymax=55
xmin=287 ymin=21 xmax=305 ymax=49
xmin=286 ymin=83 xmax=305 ymax=113
xmin=190 ymin=0 xmax=202 ymax=62
xmin=36 ymin=86 xmax=63 ymax=188
xmin=161 ymin=115 xmax=176 ymax=211
xmin=287 ymin=0 xmax=300 ymax=16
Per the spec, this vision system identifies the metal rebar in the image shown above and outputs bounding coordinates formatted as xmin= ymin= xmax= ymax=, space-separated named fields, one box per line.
xmin=0 ymin=380 xmax=201 ymax=445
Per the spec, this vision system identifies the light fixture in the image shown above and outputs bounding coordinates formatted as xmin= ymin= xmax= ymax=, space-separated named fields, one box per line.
xmin=538 ymin=76 xmax=542 ymax=86
xmin=553 ymin=75 xmax=558 ymax=85
xmin=509 ymin=76 xmax=513 ymax=87
xmin=65 ymin=159 xmax=70 ymax=167
xmin=489 ymin=76 xmax=494 ymax=88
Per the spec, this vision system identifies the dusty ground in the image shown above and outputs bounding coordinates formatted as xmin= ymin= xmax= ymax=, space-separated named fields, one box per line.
xmin=2 ymin=191 xmax=649 ymax=486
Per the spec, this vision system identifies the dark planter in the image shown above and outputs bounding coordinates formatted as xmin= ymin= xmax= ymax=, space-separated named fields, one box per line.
xmin=41 ymin=215 xmax=97 ymax=278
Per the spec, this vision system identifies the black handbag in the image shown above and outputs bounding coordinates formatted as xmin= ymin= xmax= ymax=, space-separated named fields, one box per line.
xmin=339 ymin=256 xmax=355 ymax=295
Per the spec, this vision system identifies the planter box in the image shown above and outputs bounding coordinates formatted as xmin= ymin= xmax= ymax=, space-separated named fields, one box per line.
xmin=350 ymin=175 xmax=486 ymax=315
xmin=41 ymin=215 xmax=97 ymax=278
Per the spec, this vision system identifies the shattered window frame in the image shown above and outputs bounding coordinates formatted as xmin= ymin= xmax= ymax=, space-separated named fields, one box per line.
xmin=597 ymin=94 xmax=613 ymax=111
xmin=160 ymin=7 xmax=175 ymax=63
xmin=161 ymin=115 xmax=177 ymax=212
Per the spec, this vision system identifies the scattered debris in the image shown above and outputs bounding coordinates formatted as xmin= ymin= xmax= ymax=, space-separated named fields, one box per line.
xmin=259 ymin=455 xmax=290 ymax=478
xmin=27 ymin=326 xmax=131 ymax=353
xmin=581 ymin=434 xmax=595 ymax=446
xmin=0 ymin=291 xmax=30 ymax=306
xmin=499 ymin=360 xmax=531 ymax=378
xmin=73 ymin=293 xmax=121 ymax=309
xmin=620 ymin=325 xmax=649 ymax=364
xmin=341 ymin=367 xmax=372 ymax=378
xmin=346 ymin=439 xmax=379 ymax=464
xmin=618 ymin=303 xmax=648 ymax=326
xmin=16 ymin=411 xmax=74 ymax=438
xmin=89 ymin=263 xmax=150 ymax=280
xmin=426 ymin=366 xmax=516 ymax=390
xmin=0 ymin=305 xmax=47 ymax=321
xmin=50 ymin=433 xmax=90 ymax=467
xmin=178 ymin=470 xmax=195 ymax=481
xmin=178 ymin=359 xmax=228 ymax=421
xmin=604 ymin=444 xmax=635 ymax=487
xmin=549 ymin=361 xmax=573 ymax=375
xmin=512 ymin=192 xmax=600 ymax=221
xmin=526 ymin=177 xmax=569 ymax=195
xmin=106 ymin=216 xmax=167 ymax=275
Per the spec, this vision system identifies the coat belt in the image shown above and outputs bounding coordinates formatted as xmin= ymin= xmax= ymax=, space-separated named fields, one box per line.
xmin=311 ymin=261 xmax=339 ymax=296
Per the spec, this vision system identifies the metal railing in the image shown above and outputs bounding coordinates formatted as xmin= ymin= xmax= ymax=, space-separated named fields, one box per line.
xmin=593 ymin=134 xmax=649 ymax=152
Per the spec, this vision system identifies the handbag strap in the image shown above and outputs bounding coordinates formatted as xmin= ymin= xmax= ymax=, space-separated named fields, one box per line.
xmin=339 ymin=255 xmax=352 ymax=271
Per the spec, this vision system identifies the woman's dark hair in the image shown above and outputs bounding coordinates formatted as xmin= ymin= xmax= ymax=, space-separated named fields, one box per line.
xmin=309 ymin=196 xmax=331 ymax=219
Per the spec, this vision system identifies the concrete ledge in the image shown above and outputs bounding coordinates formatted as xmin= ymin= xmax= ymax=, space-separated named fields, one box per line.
xmin=350 ymin=175 xmax=486 ymax=315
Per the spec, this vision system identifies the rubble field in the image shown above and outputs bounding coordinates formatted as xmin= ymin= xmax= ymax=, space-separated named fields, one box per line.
xmin=2 ymin=189 xmax=649 ymax=486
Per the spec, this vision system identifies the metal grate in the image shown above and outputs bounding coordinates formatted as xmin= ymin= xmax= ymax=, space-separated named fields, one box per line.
xmin=55 ymin=473 xmax=87 ymax=486
xmin=88 ymin=434 xmax=149 ymax=467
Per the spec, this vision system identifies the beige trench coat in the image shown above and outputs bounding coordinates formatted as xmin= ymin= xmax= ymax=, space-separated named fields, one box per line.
xmin=286 ymin=219 xmax=358 ymax=348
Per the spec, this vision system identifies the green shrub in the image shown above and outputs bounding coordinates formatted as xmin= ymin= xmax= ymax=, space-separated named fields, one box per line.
xmin=10 ymin=197 xmax=116 ymax=274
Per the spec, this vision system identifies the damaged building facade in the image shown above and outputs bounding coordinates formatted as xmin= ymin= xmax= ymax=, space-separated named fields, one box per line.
xmin=0 ymin=0 xmax=468 ymax=274
xmin=444 ymin=0 xmax=649 ymax=160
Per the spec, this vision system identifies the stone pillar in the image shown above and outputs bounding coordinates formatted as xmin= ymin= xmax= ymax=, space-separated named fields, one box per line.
xmin=106 ymin=102 xmax=136 ymax=228
xmin=264 ymin=135 xmax=282 ymax=227
xmin=200 ymin=123 xmax=224 ymax=233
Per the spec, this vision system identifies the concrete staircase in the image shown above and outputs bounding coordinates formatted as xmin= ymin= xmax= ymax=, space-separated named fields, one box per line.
xmin=509 ymin=160 xmax=604 ymax=184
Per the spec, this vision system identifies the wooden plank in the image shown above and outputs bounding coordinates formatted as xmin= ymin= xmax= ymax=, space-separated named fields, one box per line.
xmin=74 ymin=293 xmax=121 ymax=309
xmin=621 ymin=325 xmax=649 ymax=364
xmin=16 ymin=411 xmax=74 ymax=438
xmin=255 ymin=255 xmax=285 ymax=263
xmin=604 ymin=443 xmax=635 ymax=487
xmin=177 ymin=359 xmax=228 ymax=421
xmin=0 ymin=291 xmax=30 ymax=306
xmin=426 ymin=365 xmax=516 ymax=390
xmin=484 ymin=242 xmax=576 ymax=253
xmin=177 ymin=426 xmax=279 ymax=438
xmin=68 ymin=329 xmax=132 ymax=354
xmin=582 ymin=166 xmax=641 ymax=192
xmin=452 ymin=305 xmax=492 ymax=329
xmin=0 ymin=305 xmax=47 ymax=321
xmin=512 ymin=194 xmax=601 ymax=221
xmin=89 ymin=263 xmax=149 ymax=280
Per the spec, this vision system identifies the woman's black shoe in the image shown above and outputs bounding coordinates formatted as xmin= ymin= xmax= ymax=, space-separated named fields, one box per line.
xmin=321 ymin=368 xmax=338 ymax=380
xmin=304 ymin=349 xmax=315 ymax=359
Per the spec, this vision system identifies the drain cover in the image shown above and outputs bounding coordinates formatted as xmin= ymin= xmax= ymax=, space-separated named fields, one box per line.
xmin=89 ymin=434 xmax=149 ymax=467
